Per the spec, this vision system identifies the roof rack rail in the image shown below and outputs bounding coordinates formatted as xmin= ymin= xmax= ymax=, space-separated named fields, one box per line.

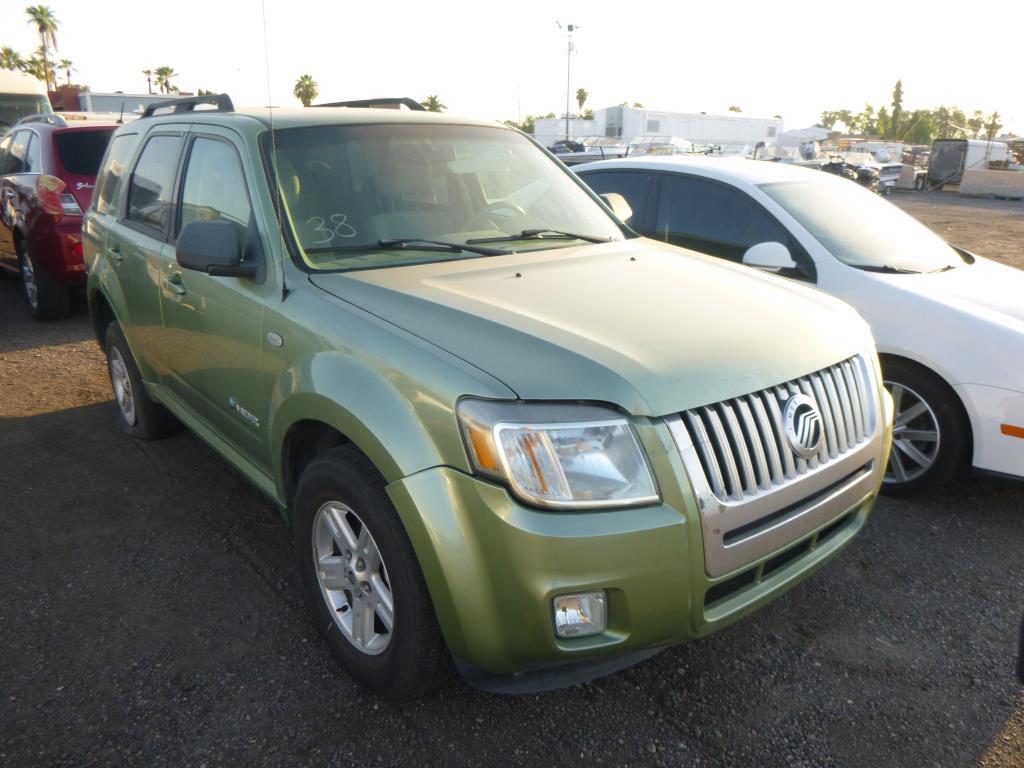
xmin=16 ymin=113 xmax=67 ymax=128
xmin=142 ymin=93 xmax=234 ymax=119
xmin=313 ymin=97 xmax=426 ymax=112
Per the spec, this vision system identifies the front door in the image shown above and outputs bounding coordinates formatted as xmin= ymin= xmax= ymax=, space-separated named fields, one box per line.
xmin=158 ymin=130 xmax=273 ymax=470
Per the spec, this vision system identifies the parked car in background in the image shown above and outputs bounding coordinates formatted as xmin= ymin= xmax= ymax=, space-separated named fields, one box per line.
xmin=0 ymin=114 xmax=117 ymax=319
xmin=86 ymin=95 xmax=891 ymax=697
xmin=576 ymin=155 xmax=1024 ymax=493
xmin=0 ymin=69 xmax=52 ymax=134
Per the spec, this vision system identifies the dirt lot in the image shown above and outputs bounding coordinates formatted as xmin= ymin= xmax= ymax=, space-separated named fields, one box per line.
xmin=1 ymin=193 xmax=1022 ymax=767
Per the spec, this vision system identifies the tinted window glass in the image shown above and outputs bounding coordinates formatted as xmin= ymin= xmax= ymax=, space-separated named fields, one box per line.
xmin=4 ymin=131 xmax=30 ymax=174
xmin=579 ymin=170 xmax=652 ymax=225
xmin=55 ymin=130 xmax=114 ymax=176
xmin=127 ymin=135 xmax=182 ymax=231
xmin=0 ymin=94 xmax=50 ymax=132
xmin=179 ymin=138 xmax=251 ymax=235
xmin=0 ymin=134 xmax=12 ymax=172
xmin=25 ymin=133 xmax=41 ymax=172
xmin=653 ymin=175 xmax=788 ymax=260
xmin=95 ymin=133 xmax=139 ymax=216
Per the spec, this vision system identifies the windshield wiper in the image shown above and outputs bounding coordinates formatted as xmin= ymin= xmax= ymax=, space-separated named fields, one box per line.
xmin=306 ymin=238 xmax=509 ymax=257
xmin=853 ymin=264 xmax=920 ymax=275
xmin=467 ymin=229 xmax=613 ymax=245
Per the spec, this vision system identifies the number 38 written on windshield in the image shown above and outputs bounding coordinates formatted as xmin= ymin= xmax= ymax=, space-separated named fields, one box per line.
xmin=307 ymin=213 xmax=357 ymax=244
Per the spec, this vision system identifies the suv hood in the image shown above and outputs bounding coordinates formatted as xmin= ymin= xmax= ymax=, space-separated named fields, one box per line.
xmin=310 ymin=240 xmax=871 ymax=416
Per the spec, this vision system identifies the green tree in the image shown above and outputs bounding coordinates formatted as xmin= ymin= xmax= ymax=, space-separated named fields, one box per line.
xmin=728 ymin=105 xmax=742 ymax=113
xmin=142 ymin=68 xmax=153 ymax=94
xmin=25 ymin=5 xmax=59 ymax=90
xmin=22 ymin=55 xmax=46 ymax=82
xmin=420 ymin=94 xmax=446 ymax=112
xmin=984 ymin=111 xmax=1003 ymax=140
xmin=581 ymin=108 xmax=594 ymax=120
xmin=932 ymin=106 xmax=967 ymax=139
xmin=900 ymin=109 xmax=935 ymax=145
xmin=890 ymin=79 xmax=903 ymax=139
xmin=819 ymin=110 xmax=841 ymax=129
xmin=967 ymin=110 xmax=984 ymax=138
xmin=292 ymin=74 xmax=318 ymax=107
xmin=575 ymin=87 xmax=588 ymax=115
xmin=153 ymin=66 xmax=178 ymax=95
xmin=0 ymin=47 xmax=23 ymax=70
xmin=632 ymin=102 xmax=644 ymax=108
xmin=58 ymin=57 xmax=73 ymax=86
xmin=850 ymin=104 xmax=876 ymax=135
xmin=876 ymin=106 xmax=890 ymax=138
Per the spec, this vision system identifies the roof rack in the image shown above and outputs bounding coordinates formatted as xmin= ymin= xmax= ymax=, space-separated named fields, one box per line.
xmin=313 ymin=97 xmax=426 ymax=112
xmin=142 ymin=93 xmax=234 ymax=119
xmin=16 ymin=113 xmax=67 ymax=128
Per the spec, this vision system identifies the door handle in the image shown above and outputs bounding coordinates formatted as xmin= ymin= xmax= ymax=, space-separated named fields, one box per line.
xmin=163 ymin=274 xmax=187 ymax=295
xmin=106 ymin=246 xmax=124 ymax=263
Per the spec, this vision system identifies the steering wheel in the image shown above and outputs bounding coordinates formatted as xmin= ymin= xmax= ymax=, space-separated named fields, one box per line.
xmin=467 ymin=199 xmax=527 ymax=231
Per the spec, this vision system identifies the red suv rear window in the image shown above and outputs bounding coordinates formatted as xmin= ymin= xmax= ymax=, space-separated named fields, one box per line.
xmin=55 ymin=130 xmax=114 ymax=176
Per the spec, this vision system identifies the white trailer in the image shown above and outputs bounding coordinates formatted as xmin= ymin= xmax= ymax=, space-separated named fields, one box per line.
xmin=0 ymin=70 xmax=51 ymax=132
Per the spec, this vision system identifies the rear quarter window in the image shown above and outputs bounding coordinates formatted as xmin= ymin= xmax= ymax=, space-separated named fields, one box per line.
xmin=55 ymin=130 xmax=114 ymax=176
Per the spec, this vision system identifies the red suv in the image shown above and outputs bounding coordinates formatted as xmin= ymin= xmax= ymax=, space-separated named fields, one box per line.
xmin=0 ymin=115 xmax=116 ymax=319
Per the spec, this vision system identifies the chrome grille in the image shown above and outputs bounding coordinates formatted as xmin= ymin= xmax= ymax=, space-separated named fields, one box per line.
xmin=680 ymin=356 xmax=876 ymax=501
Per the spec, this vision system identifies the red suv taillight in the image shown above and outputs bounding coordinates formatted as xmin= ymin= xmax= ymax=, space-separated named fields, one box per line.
xmin=36 ymin=175 xmax=83 ymax=218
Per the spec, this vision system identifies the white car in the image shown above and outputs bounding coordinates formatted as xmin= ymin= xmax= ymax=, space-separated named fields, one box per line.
xmin=575 ymin=155 xmax=1024 ymax=493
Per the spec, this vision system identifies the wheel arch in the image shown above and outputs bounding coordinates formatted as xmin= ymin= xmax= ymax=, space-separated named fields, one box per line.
xmin=878 ymin=352 xmax=974 ymax=459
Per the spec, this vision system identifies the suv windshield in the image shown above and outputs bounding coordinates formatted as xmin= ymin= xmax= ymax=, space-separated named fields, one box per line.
xmin=760 ymin=179 xmax=960 ymax=273
xmin=0 ymin=94 xmax=51 ymax=132
xmin=268 ymin=123 xmax=623 ymax=271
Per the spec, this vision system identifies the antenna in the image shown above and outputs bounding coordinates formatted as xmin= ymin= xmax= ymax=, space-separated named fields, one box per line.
xmin=118 ymin=100 xmax=125 ymax=125
xmin=262 ymin=0 xmax=289 ymax=301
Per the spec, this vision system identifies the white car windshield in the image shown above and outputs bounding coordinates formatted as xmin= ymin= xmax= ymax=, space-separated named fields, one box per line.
xmin=760 ymin=179 xmax=961 ymax=273
xmin=269 ymin=123 xmax=623 ymax=272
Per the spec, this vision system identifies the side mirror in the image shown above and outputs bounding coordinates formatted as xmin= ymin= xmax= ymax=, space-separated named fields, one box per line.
xmin=177 ymin=220 xmax=257 ymax=278
xmin=743 ymin=241 xmax=796 ymax=271
xmin=600 ymin=192 xmax=633 ymax=224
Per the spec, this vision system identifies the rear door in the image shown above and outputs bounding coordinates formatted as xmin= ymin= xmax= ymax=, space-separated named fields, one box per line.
xmin=0 ymin=132 xmax=15 ymax=269
xmin=0 ymin=130 xmax=40 ymax=272
xmin=157 ymin=128 xmax=271 ymax=469
xmin=105 ymin=128 xmax=186 ymax=378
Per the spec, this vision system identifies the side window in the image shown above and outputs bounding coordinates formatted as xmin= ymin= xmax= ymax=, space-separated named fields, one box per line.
xmin=178 ymin=137 xmax=251 ymax=236
xmin=579 ymin=171 xmax=653 ymax=226
xmin=127 ymin=135 xmax=183 ymax=233
xmin=25 ymin=133 xmax=41 ymax=173
xmin=0 ymin=134 xmax=12 ymax=173
xmin=4 ymin=131 xmax=30 ymax=174
xmin=95 ymin=133 xmax=139 ymax=215
xmin=653 ymin=175 xmax=791 ymax=262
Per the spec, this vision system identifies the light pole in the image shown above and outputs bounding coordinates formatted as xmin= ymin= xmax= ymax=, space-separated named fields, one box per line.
xmin=557 ymin=22 xmax=578 ymax=142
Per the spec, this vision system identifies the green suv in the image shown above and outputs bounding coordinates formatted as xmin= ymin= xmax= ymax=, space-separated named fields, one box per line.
xmin=85 ymin=95 xmax=893 ymax=697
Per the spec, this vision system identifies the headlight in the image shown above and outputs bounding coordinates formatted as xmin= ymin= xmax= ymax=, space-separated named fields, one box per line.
xmin=457 ymin=399 xmax=660 ymax=509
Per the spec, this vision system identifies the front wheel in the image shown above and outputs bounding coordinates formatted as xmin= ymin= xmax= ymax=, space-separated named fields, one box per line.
xmin=293 ymin=445 xmax=449 ymax=697
xmin=882 ymin=358 xmax=970 ymax=495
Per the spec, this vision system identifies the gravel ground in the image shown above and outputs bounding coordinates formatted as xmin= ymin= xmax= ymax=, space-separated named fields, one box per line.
xmin=1 ymin=194 xmax=1022 ymax=767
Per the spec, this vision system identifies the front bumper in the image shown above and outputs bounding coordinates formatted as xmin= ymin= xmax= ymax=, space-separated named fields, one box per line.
xmin=386 ymin=416 xmax=885 ymax=678
xmin=956 ymin=383 xmax=1024 ymax=480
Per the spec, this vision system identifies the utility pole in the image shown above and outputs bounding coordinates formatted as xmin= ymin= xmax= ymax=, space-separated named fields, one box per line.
xmin=558 ymin=22 xmax=578 ymax=142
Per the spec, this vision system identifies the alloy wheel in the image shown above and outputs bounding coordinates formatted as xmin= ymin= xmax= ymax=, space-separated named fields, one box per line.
xmin=108 ymin=347 xmax=137 ymax=426
xmin=20 ymin=255 xmax=38 ymax=311
xmin=883 ymin=380 xmax=941 ymax=484
xmin=312 ymin=501 xmax=394 ymax=655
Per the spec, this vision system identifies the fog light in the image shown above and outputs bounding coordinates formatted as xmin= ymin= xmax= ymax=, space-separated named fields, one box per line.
xmin=553 ymin=591 xmax=607 ymax=638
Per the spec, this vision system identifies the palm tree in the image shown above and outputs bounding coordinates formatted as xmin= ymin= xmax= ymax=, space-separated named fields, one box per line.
xmin=22 ymin=55 xmax=46 ymax=82
xmin=0 ymin=48 xmax=23 ymax=70
xmin=58 ymin=57 xmax=73 ymax=86
xmin=420 ymin=95 xmax=446 ymax=112
xmin=25 ymin=5 xmax=59 ymax=91
xmin=142 ymin=68 xmax=153 ymax=94
xmin=575 ymin=88 xmax=588 ymax=116
xmin=153 ymin=66 xmax=178 ymax=95
xmin=293 ymin=74 xmax=318 ymax=107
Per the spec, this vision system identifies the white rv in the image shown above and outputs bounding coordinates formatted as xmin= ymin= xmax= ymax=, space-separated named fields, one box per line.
xmin=0 ymin=70 xmax=51 ymax=133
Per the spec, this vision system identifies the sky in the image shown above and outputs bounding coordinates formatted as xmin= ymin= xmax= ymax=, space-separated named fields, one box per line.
xmin=4 ymin=0 xmax=1020 ymax=134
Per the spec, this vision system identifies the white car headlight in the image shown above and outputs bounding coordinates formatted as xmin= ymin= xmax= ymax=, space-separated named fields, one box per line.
xmin=457 ymin=400 xmax=660 ymax=509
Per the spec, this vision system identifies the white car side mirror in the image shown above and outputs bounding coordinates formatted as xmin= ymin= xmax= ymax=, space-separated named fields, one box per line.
xmin=600 ymin=192 xmax=633 ymax=224
xmin=743 ymin=241 xmax=796 ymax=271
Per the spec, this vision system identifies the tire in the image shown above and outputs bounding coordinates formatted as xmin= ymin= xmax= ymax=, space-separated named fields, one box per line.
xmin=881 ymin=358 xmax=971 ymax=495
xmin=914 ymin=175 xmax=926 ymax=191
xmin=19 ymin=245 xmax=70 ymax=321
xmin=103 ymin=322 xmax=180 ymax=439
xmin=293 ymin=445 xmax=449 ymax=698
